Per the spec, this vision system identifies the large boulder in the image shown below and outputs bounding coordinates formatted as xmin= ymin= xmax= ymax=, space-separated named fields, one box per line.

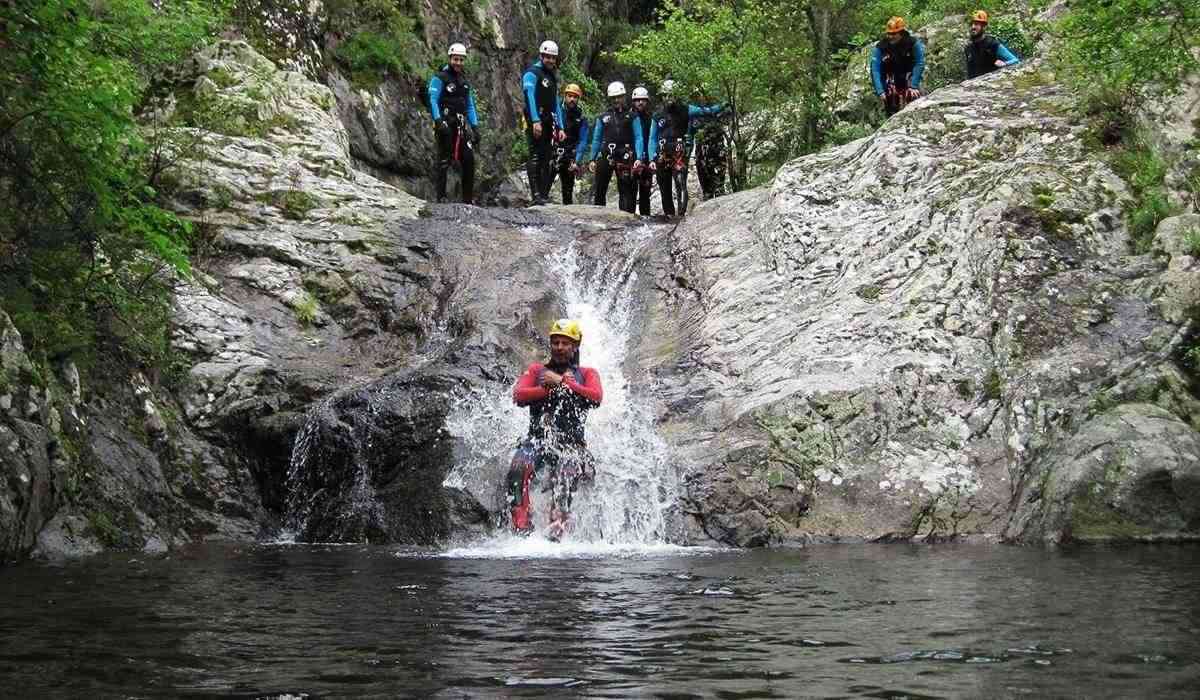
xmin=641 ymin=59 xmax=1199 ymax=545
xmin=1005 ymin=404 xmax=1200 ymax=542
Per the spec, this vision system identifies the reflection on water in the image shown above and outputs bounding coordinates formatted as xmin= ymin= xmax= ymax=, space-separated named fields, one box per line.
xmin=1 ymin=544 xmax=1198 ymax=698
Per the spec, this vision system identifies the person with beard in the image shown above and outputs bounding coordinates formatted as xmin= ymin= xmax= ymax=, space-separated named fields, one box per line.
xmin=964 ymin=10 xmax=1020 ymax=79
xmin=630 ymin=86 xmax=655 ymax=216
xmin=427 ymin=43 xmax=479 ymax=203
xmin=870 ymin=17 xmax=926 ymax=116
xmin=546 ymin=83 xmax=590 ymax=205
xmin=508 ymin=319 xmax=603 ymax=541
xmin=649 ymin=80 xmax=725 ymax=216
xmin=522 ymin=40 xmax=567 ymax=205
xmin=588 ymin=81 xmax=638 ymax=213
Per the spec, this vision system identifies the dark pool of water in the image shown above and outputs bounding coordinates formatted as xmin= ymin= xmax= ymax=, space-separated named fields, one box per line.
xmin=1 ymin=542 xmax=1198 ymax=698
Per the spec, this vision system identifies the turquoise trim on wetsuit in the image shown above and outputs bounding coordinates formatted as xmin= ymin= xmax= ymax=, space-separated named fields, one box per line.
xmin=648 ymin=118 xmax=659 ymax=160
xmin=633 ymin=113 xmax=646 ymax=161
xmin=589 ymin=115 xmax=604 ymax=162
xmin=575 ymin=119 xmax=590 ymax=161
xmin=428 ymin=75 xmax=444 ymax=121
xmin=996 ymin=42 xmax=1019 ymax=67
xmin=522 ymin=63 xmax=542 ymax=122
xmin=870 ymin=39 xmax=927 ymax=94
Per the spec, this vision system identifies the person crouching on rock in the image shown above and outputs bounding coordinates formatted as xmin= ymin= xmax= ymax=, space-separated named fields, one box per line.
xmin=508 ymin=319 xmax=603 ymax=541
xmin=428 ymin=43 xmax=480 ymax=203
xmin=871 ymin=17 xmax=926 ymax=116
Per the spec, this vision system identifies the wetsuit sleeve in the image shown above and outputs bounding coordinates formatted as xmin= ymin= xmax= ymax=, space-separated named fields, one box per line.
xmin=911 ymin=40 xmax=927 ymax=89
xmin=590 ymin=116 xmax=603 ymax=161
xmin=997 ymin=42 xmax=1020 ymax=66
xmin=467 ymin=88 xmax=479 ymax=127
xmin=564 ymin=367 xmax=602 ymax=406
xmin=513 ymin=364 xmax=549 ymax=406
xmin=428 ymin=75 xmax=443 ymax=121
xmin=522 ymin=70 xmax=540 ymax=120
xmin=575 ymin=119 xmax=590 ymax=161
xmin=555 ymin=96 xmax=566 ymax=130
xmin=870 ymin=45 xmax=884 ymax=95
xmin=648 ymin=118 xmax=658 ymax=160
xmin=634 ymin=119 xmax=645 ymax=160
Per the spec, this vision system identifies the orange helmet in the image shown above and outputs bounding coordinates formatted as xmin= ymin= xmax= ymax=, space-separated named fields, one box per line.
xmin=885 ymin=16 xmax=907 ymax=33
xmin=564 ymin=83 xmax=582 ymax=97
xmin=971 ymin=10 xmax=989 ymax=24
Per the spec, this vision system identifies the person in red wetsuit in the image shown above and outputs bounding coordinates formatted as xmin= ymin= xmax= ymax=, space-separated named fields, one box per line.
xmin=508 ymin=319 xmax=603 ymax=540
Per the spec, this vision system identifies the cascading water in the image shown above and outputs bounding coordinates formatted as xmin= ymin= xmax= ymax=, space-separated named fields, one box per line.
xmin=444 ymin=224 xmax=680 ymax=545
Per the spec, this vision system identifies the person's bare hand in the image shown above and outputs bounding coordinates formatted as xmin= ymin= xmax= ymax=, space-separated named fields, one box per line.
xmin=540 ymin=370 xmax=563 ymax=388
xmin=588 ymin=161 xmax=596 ymax=174
xmin=532 ymin=121 xmax=543 ymax=138
xmin=994 ymin=59 xmax=1005 ymax=68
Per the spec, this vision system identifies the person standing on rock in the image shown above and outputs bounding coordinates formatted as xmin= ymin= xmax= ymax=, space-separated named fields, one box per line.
xmin=428 ymin=43 xmax=479 ymax=204
xmin=650 ymin=81 xmax=727 ymax=216
xmin=630 ymin=86 xmax=655 ymax=216
xmin=547 ymin=83 xmax=590 ymax=205
xmin=964 ymin=10 xmax=1020 ymax=79
xmin=589 ymin=81 xmax=638 ymax=213
xmin=508 ymin=319 xmax=603 ymax=541
xmin=871 ymin=17 xmax=926 ymax=116
xmin=522 ymin=40 xmax=567 ymax=206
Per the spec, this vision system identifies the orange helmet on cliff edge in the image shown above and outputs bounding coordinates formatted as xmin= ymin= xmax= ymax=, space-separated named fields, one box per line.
xmin=885 ymin=16 xmax=907 ymax=33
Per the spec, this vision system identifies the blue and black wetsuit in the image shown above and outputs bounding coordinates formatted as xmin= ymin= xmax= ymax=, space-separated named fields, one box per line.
xmin=631 ymin=105 xmax=654 ymax=216
xmin=521 ymin=60 xmax=566 ymax=202
xmin=427 ymin=65 xmax=479 ymax=202
xmin=870 ymin=31 xmax=926 ymax=116
xmin=965 ymin=34 xmax=1019 ymax=79
xmin=689 ymin=103 xmax=728 ymax=201
xmin=651 ymin=102 xmax=724 ymax=214
xmin=548 ymin=102 xmax=590 ymax=204
xmin=589 ymin=104 xmax=637 ymax=212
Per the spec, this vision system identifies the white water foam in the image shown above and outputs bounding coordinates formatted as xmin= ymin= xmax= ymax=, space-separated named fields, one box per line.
xmin=436 ymin=536 xmax=724 ymax=560
xmin=443 ymin=224 xmax=682 ymax=552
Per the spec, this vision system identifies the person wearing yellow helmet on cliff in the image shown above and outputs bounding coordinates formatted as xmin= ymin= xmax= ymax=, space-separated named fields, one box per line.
xmin=546 ymin=83 xmax=591 ymax=205
xmin=508 ymin=319 xmax=603 ymax=540
xmin=871 ymin=17 xmax=926 ymax=116
xmin=965 ymin=10 xmax=1021 ymax=79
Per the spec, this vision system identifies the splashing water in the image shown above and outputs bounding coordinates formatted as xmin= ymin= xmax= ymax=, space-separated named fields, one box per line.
xmin=445 ymin=224 xmax=680 ymax=548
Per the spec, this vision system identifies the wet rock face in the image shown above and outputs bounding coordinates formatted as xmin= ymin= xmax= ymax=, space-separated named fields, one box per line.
xmin=643 ymin=60 xmax=1200 ymax=546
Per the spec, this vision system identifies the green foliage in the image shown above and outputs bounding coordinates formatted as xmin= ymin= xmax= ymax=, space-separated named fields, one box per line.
xmin=618 ymin=1 xmax=782 ymax=191
xmin=1183 ymin=229 xmax=1200 ymax=258
xmin=1109 ymin=136 xmax=1176 ymax=253
xmin=293 ymin=292 xmax=319 ymax=326
xmin=1059 ymin=0 xmax=1200 ymax=97
xmin=0 ymin=0 xmax=226 ymax=369
xmin=279 ymin=190 xmax=318 ymax=220
xmin=323 ymin=0 xmax=425 ymax=90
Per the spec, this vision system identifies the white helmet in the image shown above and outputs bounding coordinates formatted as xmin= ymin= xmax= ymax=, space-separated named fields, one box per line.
xmin=607 ymin=81 xmax=626 ymax=97
xmin=448 ymin=43 xmax=467 ymax=57
xmin=632 ymin=86 xmax=650 ymax=100
xmin=539 ymin=40 xmax=559 ymax=56
xmin=660 ymin=79 xmax=676 ymax=96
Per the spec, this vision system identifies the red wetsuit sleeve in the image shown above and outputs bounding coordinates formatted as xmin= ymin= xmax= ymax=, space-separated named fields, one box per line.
xmin=513 ymin=363 xmax=549 ymax=406
xmin=563 ymin=367 xmax=603 ymax=405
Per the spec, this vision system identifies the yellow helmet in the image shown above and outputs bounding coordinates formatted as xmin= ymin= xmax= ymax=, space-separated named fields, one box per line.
xmin=885 ymin=16 xmax=907 ymax=33
xmin=971 ymin=10 xmax=989 ymax=23
xmin=549 ymin=318 xmax=583 ymax=343
xmin=564 ymin=83 xmax=583 ymax=97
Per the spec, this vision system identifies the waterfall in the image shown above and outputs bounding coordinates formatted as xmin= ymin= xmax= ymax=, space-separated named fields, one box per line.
xmin=444 ymin=224 xmax=680 ymax=544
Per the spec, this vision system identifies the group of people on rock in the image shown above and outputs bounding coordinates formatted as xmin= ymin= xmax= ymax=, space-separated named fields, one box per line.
xmin=427 ymin=9 xmax=1021 ymax=206
xmin=428 ymin=40 xmax=729 ymax=212
xmin=871 ymin=10 xmax=1020 ymax=115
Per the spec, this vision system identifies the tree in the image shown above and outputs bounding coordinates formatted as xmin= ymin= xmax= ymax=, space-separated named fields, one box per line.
xmin=0 ymin=0 xmax=226 ymax=367
xmin=617 ymin=0 xmax=786 ymax=191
